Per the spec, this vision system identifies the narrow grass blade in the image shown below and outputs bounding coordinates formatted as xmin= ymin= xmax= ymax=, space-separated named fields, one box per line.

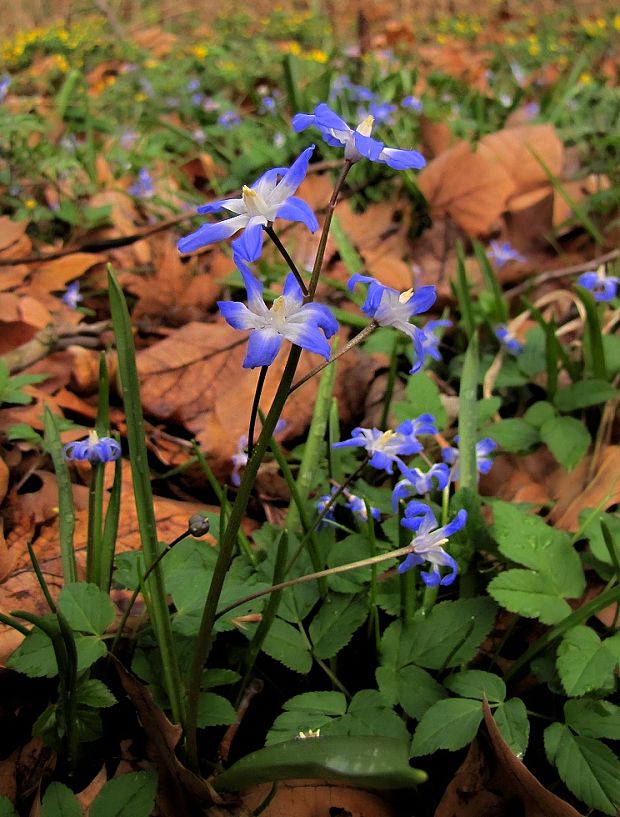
xmin=44 ymin=407 xmax=76 ymax=584
xmin=457 ymin=332 xmax=480 ymax=492
xmin=100 ymin=456 xmax=122 ymax=592
xmin=472 ymin=238 xmax=508 ymax=324
xmin=575 ymin=285 xmax=607 ymax=380
xmin=453 ymin=240 xmax=475 ymax=340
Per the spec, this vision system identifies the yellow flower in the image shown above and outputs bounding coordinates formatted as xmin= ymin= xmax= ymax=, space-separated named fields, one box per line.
xmin=134 ymin=92 xmax=147 ymax=102
xmin=144 ymin=58 xmax=158 ymax=68
xmin=305 ymin=48 xmax=328 ymax=63
xmin=436 ymin=33 xmax=447 ymax=44
xmin=54 ymin=54 xmax=69 ymax=72
xmin=614 ymin=14 xmax=620 ymax=31
xmin=191 ymin=44 xmax=208 ymax=59
xmin=25 ymin=199 xmax=37 ymax=210
xmin=528 ymin=43 xmax=540 ymax=56
xmin=578 ymin=71 xmax=593 ymax=85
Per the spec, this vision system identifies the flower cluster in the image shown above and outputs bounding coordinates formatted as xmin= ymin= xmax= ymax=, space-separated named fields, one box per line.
xmin=442 ymin=436 xmax=497 ymax=482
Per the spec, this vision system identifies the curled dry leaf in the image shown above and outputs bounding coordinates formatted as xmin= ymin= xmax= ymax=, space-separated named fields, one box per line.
xmin=0 ymin=218 xmax=29 ymax=255
xmin=240 ymin=781 xmax=399 ymax=817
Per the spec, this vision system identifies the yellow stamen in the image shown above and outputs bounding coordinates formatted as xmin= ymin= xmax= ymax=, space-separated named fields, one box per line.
xmin=271 ymin=296 xmax=286 ymax=316
xmin=399 ymin=288 xmax=414 ymax=304
xmin=357 ymin=115 xmax=375 ymax=137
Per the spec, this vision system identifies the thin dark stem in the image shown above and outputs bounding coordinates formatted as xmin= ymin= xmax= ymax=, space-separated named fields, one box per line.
xmin=265 ymin=225 xmax=308 ymax=296
xmin=289 ymin=320 xmax=377 ymax=394
xmin=248 ymin=366 xmax=268 ymax=458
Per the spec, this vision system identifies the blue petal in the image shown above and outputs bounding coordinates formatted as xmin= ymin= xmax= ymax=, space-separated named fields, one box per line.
xmin=368 ymin=451 xmax=395 ymax=473
xmin=348 ymin=273 xmax=375 ymax=292
xmin=332 ymin=438 xmax=366 ymax=450
xmin=276 ymin=196 xmax=319 ymax=233
xmin=276 ymin=145 xmax=315 ymax=198
xmin=178 ymin=216 xmax=247 ymax=254
xmin=197 ymin=197 xmax=243 ymax=215
xmin=398 ymin=553 xmax=424 ymax=574
xmin=378 ymin=147 xmax=426 ymax=170
xmin=282 ymin=273 xmax=304 ymax=306
xmin=282 ymin=320 xmax=331 ymax=359
xmin=312 ymin=103 xmax=351 ymax=132
xmin=443 ymin=509 xmax=468 ymax=536
xmin=235 ymin=258 xmax=266 ymax=313
xmin=291 ymin=112 xmax=316 ymax=133
xmin=409 ymin=327 xmax=426 ymax=374
xmin=299 ymin=303 xmax=339 ymax=338
xmin=218 ymin=300 xmax=257 ymax=330
xmin=243 ymin=329 xmax=283 ymax=368
xmin=232 ymin=222 xmax=264 ymax=262
xmin=408 ymin=285 xmax=437 ymax=316
xmin=353 ymin=131 xmax=384 ymax=161
xmin=420 ymin=566 xmax=442 ymax=587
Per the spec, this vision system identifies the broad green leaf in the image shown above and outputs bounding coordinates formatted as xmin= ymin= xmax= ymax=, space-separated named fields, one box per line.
xmin=565 ymin=700 xmax=620 ymax=740
xmin=0 ymin=796 xmax=19 ymax=817
xmin=544 ymin=723 xmax=620 ymax=816
xmin=202 ymin=668 xmax=240 ymax=688
xmin=579 ymin=511 xmax=620 ymax=565
xmin=556 ymin=626 xmax=617 ymax=696
xmin=444 ymin=670 xmax=505 ymax=703
xmin=476 ymin=397 xmax=502 ymax=427
xmin=309 ymin=593 xmax=368 ymax=659
xmin=540 ymin=416 xmax=590 ymax=470
xmin=553 ymin=379 xmax=618 ymax=412
xmin=490 ymin=502 xmax=584 ymax=598
xmin=41 ymin=783 xmax=81 ymax=817
xmin=325 ymin=690 xmax=410 ymax=742
xmin=197 ymin=693 xmax=237 ymax=728
xmin=488 ymin=569 xmax=572 ymax=624
xmin=90 ymin=770 xmax=157 ymax=817
xmin=58 ymin=582 xmax=116 ymax=635
xmin=410 ymin=698 xmax=483 ymax=756
xmin=76 ymin=679 xmax=117 ymax=709
xmin=255 ymin=617 xmax=311 ymax=674
xmin=267 ymin=692 xmax=348 ymax=745
xmin=485 ymin=419 xmax=540 ymax=453
xmin=376 ymin=665 xmax=447 ymax=721
xmin=8 ymin=630 xmax=106 ymax=678
xmin=523 ymin=401 xmax=556 ymax=428
xmin=392 ymin=372 xmax=448 ymax=430
xmin=493 ymin=698 xmax=529 ymax=759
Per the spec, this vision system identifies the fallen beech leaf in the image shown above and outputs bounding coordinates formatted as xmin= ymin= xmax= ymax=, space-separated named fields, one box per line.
xmin=0 ymin=456 xmax=8 ymax=504
xmin=0 ymin=218 xmax=28 ymax=253
xmin=132 ymin=26 xmax=177 ymax=56
xmin=0 ymin=266 xmax=30 ymax=292
xmin=420 ymin=116 xmax=458 ymax=158
xmin=87 ymin=190 xmax=151 ymax=266
xmin=28 ymin=253 xmax=104 ymax=297
xmin=482 ymin=124 xmax=563 ymax=196
xmin=417 ymin=141 xmax=516 ymax=235
xmin=549 ymin=446 xmax=620 ymax=531
xmin=76 ymin=765 xmax=107 ymax=812
xmin=241 ymin=780 xmax=399 ymax=817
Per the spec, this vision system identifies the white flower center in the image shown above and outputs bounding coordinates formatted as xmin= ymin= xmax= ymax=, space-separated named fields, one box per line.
xmin=242 ymin=185 xmax=268 ymax=217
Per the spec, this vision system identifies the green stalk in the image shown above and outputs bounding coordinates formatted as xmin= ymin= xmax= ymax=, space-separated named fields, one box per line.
xmin=86 ymin=464 xmax=104 ymax=584
xmin=99 ymin=456 xmax=122 ymax=592
xmin=365 ymin=501 xmax=381 ymax=652
xmin=457 ymin=332 xmax=480 ymax=492
xmin=575 ymin=285 xmax=607 ymax=380
xmin=44 ymin=407 xmax=76 ymax=583
xmin=454 ymin=240 xmax=475 ymax=340
xmin=399 ymin=501 xmax=415 ymax=622
xmin=380 ymin=334 xmax=400 ymax=430
xmin=108 ymin=268 xmax=185 ymax=726
xmin=247 ymin=365 xmax=269 ymax=459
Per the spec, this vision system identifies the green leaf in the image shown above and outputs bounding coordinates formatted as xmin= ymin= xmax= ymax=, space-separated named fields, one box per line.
xmin=267 ymin=692 xmax=347 ymax=745
xmin=444 ymin=670 xmax=506 ymax=703
xmin=396 ymin=372 xmax=448 ymax=430
xmin=58 ymin=582 xmax=116 ymax=635
xmin=488 ymin=569 xmax=572 ymax=624
xmin=544 ymin=723 xmax=620 ymax=816
xmin=90 ymin=771 xmax=157 ymax=817
xmin=556 ymin=626 xmax=617 ymax=696
xmin=253 ymin=617 xmax=311 ymax=674
xmin=490 ymin=502 xmax=584 ymax=598
xmin=325 ymin=690 xmax=410 ymax=742
xmin=553 ymin=380 xmax=618 ymax=412
xmin=376 ymin=664 xmax=448 ymax=720
xmin=484 ymin=419 xmax=539 ymax=453
xmin=476 ymin=397 xmax=502 ymax=427
xmin=565 ymin=700 xmax=620 ymax=740
xmin=540 ymin=416 xmax=590 ymax=470
xmin=76 ymin=679 xmax=117 ymax=709
xmin=523 ymin=400 xmax=556 ymax=428
xmin=202 ymin=668 xmax=240 ymax=688
xmin=8 ymin=630 xmax=106 ymax=677
xmin=41 ymin=783 xmax=82 ymax=817
xmin=197 ymin=692 xmax=237 ymax=727
xmin=578 ymin=510 xmax=620 ymax=565
xmin=410 ymin=698 xmax=483 ymax=756
xmin=493 ymin=698 xmax=529 ymax=759
xmin=0 ymin=796 xmax=19 ymax=817
xmin=309 ymin=593 xmax=368 ymax=660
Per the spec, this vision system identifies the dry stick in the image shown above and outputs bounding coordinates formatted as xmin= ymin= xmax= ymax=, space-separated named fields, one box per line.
xmin=289 ymin=321 xmax=378 ymax=394
xmin=1 ymin=321 xmax=111 ymax=374
xmin=217 ymin=678 xmax=264 ymax=764
xmin=505 ymin=248 xmax=619 ymax=301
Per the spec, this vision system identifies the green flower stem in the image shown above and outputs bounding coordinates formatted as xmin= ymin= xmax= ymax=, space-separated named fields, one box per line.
xmin=265 ymin=225 xmax=308 ymax=295
xmin=100 ymin=456 xmax=122 ymax=592
xmin=504 ymin=582 xmax=620 ymax=682
xmin=399 ymin=502 xmax=415 ymax=623
xmin=247 ymin=365 xmax=269 ymax=459
xmin=86 ymin=463 xmax=104 ymax=585
xmin=380 ymin=333 xmax=400 ymax=429
xmin=366 ymin=501 xmax=381 ymax=652
xmin=458 ymin=332 xmax=480 ymax=492
xmin=288 ymin=321 xmax=377 ymax=395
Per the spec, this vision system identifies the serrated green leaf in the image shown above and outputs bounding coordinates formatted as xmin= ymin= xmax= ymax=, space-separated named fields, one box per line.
xmin=488 ymin=569 xmax=572 ymax=624
xmin=196 ymin=692 xmax=237 ymax=727
xmin=493 ymin=698 xmax=529 ymax=759
xmin=540 ymin=416 xmax=590 ymax=470
xmin=484 ymin=419 xmax=540 ymax=453
xmin=90 ymin=771 xmax=157 ymax=817
xmin=444 ymin=670 xmax=505 ymax=703
xmin=202 ymin=668 xmax=241 ymax=688
xmin=76 ymin=679 xmax=117 ymax=709
xmin=8 ymin=630 xmax=106 ymax=678
xmin=41 ymin=783 xmax=81 ymax=817
xmin=565 ymin=700 xmax=620 ymax=740
xmin=309 ymin=593 xmax=368 ymax=660
xmin=324 ymin=690 xmax=409 ymax=742
xmin=376 ymin=665 xmax=447 ymax=720
xmin=267 ymin=692 xmax=347 ymax=745
xmin=556 ymin=626 xmax=617 ymax=696
xmin=58 ymin=582 xmax=116 ymax=635
xmin=410 ymin=698 xmax=483 ymax=756
xmin=544 ymin=723 xmax=620 ymax=816
xmin=553 ymin=380 xmax=618 ymax=412
xmin=254 ymin=617 xmax=311 ymax=674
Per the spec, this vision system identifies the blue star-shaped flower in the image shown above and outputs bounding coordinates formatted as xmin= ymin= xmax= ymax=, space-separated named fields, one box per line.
xmin=486 ymin=240 xmax=525 ymax=268
xmin=398 ymin=504 xmax=467 ymax=586
xmin=333 ymin=416 xmax=435 ymax=475
xmin=495 ymin=324 xmax=524 ymax=355
xmin=63 ymin=431 xmax=121 ymax=464
xmin=577 ymin=269 xmax=619 ymax=302
xmin=178 ymin=146 xmax=318 ymax=262
xmin=218 ymin=260 xmax=338 ymax=368
xmin=442 ymin=436 xmax=497 ymax=482
xmin=392 ymin=463 xmax=450 ymax=510
xmin=292 ymin=103 xmax=425 ymax=170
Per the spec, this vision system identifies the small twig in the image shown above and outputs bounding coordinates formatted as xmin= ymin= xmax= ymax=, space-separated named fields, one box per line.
xmin=217 ymin=679 xmax=264 ymax=763
xmin=1 ymin=320 xmax=111 ymax=374
xmin=505 ymin=248 xmax=619 ymax=300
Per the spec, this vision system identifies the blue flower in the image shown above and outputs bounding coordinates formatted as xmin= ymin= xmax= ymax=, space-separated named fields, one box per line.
xmin=218 ymin=260 xmax=338 ymax=368
xmin=316 ymin=486 xmax=338 ymax=525
xmin=63 ymin=431 xmax=121 ymax=464
xmin=442 ymin=436 xmax=497 ymax=482
xmin=402 ymin=95 xmax=422 ymax=112
xmin=419 ymin=319 xmax=451 ymax=364
xmin=487 ymin=240 xmax=525 ymax=268
xmin=398 ymin=506 xmax=467 ymax=585
xmin=332 ymin=419 xmax=431 ymax=475
xmin=343 ymin=488 xmax=381 ymax=521
xmin=292 ymin=103 xmax=425 ymax=170
xmin=62 ymin=281 xmax=82 ymax=310
xmin=231 ymin=434 xmax=248 ymax=486
xmin=577 ymin=268 xmax=619 ymax=302
xmin=392 ymin=463 xmax=450 ymax=509
xmin=0 ymin=74 xmax=11 ymax=103
xmin=128 ymin=168 xmax=154 ymax=198
xmin=178 ymin=146 xmax=318 ymax=262
xmin=358 ymin=101 xmax=396 ymax=126
xmin=495 ymin=324 xmax=523 ymax=355
xmin=348 ymin=274 xmax=436 ymax=373
xmin=259 ymin=96 xmax=277 ymax=114
xmin=217 ymin=110 xmax=240 ymax=128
